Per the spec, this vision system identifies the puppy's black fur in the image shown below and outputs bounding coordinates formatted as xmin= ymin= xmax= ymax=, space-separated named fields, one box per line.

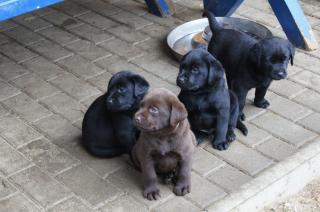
xmin=206 ymin=12 xmax=295 ymax=120
xmin=177 ymin=48 xmax=247 ymax=150
xmin=82 ymin=71 xmax=149 ymax=157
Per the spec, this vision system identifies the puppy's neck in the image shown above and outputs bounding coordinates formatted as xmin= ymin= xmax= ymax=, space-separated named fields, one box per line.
xmin=145 ymin=120 xmax=185 ymax=137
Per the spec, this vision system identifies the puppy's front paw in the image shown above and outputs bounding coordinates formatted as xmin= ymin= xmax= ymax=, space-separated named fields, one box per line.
xmin=212 ymin=141 xmax=229 ymax=151
xmin=226 ymin=130 xmax=236 ymax=142
xmin=143 ymin=187 xmax=161 ymax=200
xmin=173 ymin=183 xmax=190 ymax=196
xmin=254 ymin=99 xmax=270 ymax=108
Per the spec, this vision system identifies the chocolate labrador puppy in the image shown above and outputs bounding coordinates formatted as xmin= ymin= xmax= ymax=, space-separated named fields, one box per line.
xmin=206 ymin=11 xmax=295 ymax=120
xmin=82 ymin=70 xmax=149 ymax=157
xmin=177 ymin=48 xmax=247 ymax=150
xmin=131 ymin=88 xmax=196 ymax=200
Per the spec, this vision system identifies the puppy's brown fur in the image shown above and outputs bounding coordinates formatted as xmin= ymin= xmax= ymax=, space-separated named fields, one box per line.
xmin=131 ymin=88 xmax=196 ymax=200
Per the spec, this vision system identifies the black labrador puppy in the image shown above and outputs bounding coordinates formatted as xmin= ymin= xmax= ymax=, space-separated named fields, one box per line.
xmin=177 ymin=48 xmax=247 ymax=150
xmin=206 ymin=11 xmax=295 ymax=120
xmin=82 ymin=70 xmax=149 ymax=157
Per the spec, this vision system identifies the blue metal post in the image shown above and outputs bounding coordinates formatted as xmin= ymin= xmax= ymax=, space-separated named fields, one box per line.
xmin=268 ymin=0 xmax=318 ymax=50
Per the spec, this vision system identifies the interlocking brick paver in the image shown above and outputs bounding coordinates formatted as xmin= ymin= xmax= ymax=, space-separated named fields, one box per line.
xmin=290 ymin=70 xmax=320 ymax=93
xmin=0 ymin=194 xmax=41 ymax=212
xmin=0 ymin=33 xmax=8 ymax=45
xmin=57 ymin=55 xmax=105 ymax=79
xmin=108 ymin=25 xmax=149 ymax=44
xmin=294 ymin=89 xmax=320 ymax=113
xmin=65 ymin=39 xmax=111 ymax=61
xmin=69 ymin=24 xmax=113 ymax=44
xmin=0 ymin=55 xmax=29 ymax=80
xmin=3 ymin=26 xmax=44 ymax=46
xmin=29 ymin=39 xmax=73 ymax=62
xmin=269 ymin=79 xmax=306 ymax=99
xmin=37 ymin=26 xmax=79 ymax=46
xmin=21 ymin=56 xmax=64 ymax=81
xmin=0 ymin=104 xmax=9 ymax=117
xmin=153 ymin=197 xmax=200 ymax=212
xmin=41 ymin=92 xmax=86 ymax=122
xmin=294 ymin=52 xmax=320 ymax=74
xmin=185 ymin=172 xmax=226 ymax=208
xmin=0 ymin=137 xmax=31 ymax=176
xmin=48 ymin=197 xmax=94 ymax=212
xmin=142 ymin=13 xmax=183 ymax=28
xmin=252 ymin=112 xmax=317 ymax=147
xmin=110 ymin=11 xmax=152 ymax=30
xmin=13 ymin=14 xmax=52 ymax=32
xmin=19 ymin=138 xmax=79 ymax=175
xmin=49 ymin=73 xmax=101 ymax=101
xmin=298 ymin=112 xmax=320 ymax=133
xmin=11 ymin=73 xmax=59 ymax=100
xmin=0 ymin=42 xmax=37 ymax=63
xmin=113 ymin=0 xmax=148 ymax=16
xmin=56 ymin=165 xmax=121 ymax=208
xmin=94 ymin=55 xmax=143 ymax=73
xmin=99 ymin=38 xmax=143 ymax=60
xmin=237 ymin=122 xmax=271 ymax=147
xmin=139 ymin=23 xmax=169 ymax=40
xmin=192 ymin=148 xmax=225 ymax=176
xmin=0 ymin=79 xmax=20 ymax=101
xmin=0 ymin=178 xmax=17 ymax=200
xmin=41 ymin=10 xmax=82 ymax=28
xmin=2 ymin=93 xmax=52 ymax=123
xmin=256 ymin=137 xmax=297 ymax=161
xmin=77 ymin=12 xmax=118 ymax=30
xmin=268 ymin=92 xmax=312 ymax=121
xmin=207 ymin=165 xmax=252 ymax=192
xmin=206 ymin=142 xmax=273 ymax=176
xmin=79 ymin=0 xmax=121 ymax=17
xmin=107 ymin=166 xmax=174 ymax=208
xmin=0 ymin=115 xmax=42 ymax=148
xmin=53 ymin=1 xmax=89 ymax=17
xmin=10 ymin=166 xmax=71 ymax=208
xmin=32 ymin=114 xmax=81 ymax=146
xmin=88 ymin=71 xmax=113 ymax=91
xmin=101 ymin=195 xmax=148 ymax=212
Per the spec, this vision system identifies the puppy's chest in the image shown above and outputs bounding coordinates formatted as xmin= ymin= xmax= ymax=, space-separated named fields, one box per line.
xmin=150 ymin=138 xmax=178 ymax=156
xmin=184 ymin=95 xmax=213 ymax=112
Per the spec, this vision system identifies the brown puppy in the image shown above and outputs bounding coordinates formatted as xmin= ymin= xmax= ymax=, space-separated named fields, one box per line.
xmin=131 ymin=88 xmax=196 ymax=200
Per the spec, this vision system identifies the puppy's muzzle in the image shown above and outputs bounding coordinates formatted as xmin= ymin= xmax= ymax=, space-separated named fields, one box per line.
xmin=273 ymin=70 xmax=287 ymax=80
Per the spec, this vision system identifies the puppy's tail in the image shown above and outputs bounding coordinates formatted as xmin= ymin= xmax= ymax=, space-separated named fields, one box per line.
xmin=204 ymin=10 xmax=222 ymax=33
xmin=236 ymin=120 xmax=248 ymax=136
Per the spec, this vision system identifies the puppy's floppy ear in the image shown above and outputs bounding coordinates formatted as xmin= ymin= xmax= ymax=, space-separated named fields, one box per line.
xmin=205 ymin=53 xmax=225 ymax=86
xmin=287 ymin=41 xmax=295 ymax=66
xmin=248 ymin=43 xmax=261 ymax=69
xmin=130 ymin=75 xmax=150 ymax=97
xmin=170 ymin=98 xmax=188 ymax=126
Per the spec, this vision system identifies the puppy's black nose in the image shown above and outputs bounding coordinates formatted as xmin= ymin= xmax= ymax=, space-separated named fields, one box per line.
xmin=107 ymin=98 xmax=114 ymax=104
xmin=276 ymin=71 xmax=286 ymax=78
xmin=178 ymin=76 xmax=186 ymax=83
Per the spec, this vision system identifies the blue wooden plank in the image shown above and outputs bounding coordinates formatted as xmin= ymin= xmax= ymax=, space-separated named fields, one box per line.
xmin=0 ymin=0 xmax=63 ymax=21
xmin=203 ymin=0 xmax=244 ymax=16
xmin=268 ymin=0 xmax=318 ymax=50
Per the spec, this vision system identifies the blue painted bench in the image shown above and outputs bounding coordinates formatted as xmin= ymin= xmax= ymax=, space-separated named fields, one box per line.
xmin=0 ymin=0 xmax=63 ymax=21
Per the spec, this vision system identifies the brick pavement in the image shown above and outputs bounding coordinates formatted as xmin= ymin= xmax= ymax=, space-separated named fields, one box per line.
xmin=0 ymin=0 xmax=319 ymax=211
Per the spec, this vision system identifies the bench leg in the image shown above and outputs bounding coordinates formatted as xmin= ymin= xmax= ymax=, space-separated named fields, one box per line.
xmin=144 ymin=0 xmax=175 ymax=17
xmin=203 ymin=0 xmax=244 ymax=16
xmin=268 ymin=0 xmax=318 ymax=50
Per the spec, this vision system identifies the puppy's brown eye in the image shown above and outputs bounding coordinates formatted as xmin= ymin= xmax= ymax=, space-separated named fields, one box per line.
xmin=191 ymin=66 xmax=199 ymax=73
xmin=149 ymin=106 xmax=159 ymax=114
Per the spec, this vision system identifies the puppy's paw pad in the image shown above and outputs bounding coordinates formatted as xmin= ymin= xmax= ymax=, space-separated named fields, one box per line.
xmin=213 ymin=142 xmax=229 ymax=151
xmin=226 ymin=131 xmax=236 ymax=142
xmin=173 ymin=184 xmax=190 ymax=196
xmin=254 ymin=99 xmax=270 ymax=108
xmin=143 ymin=188 xmax=161 ymax=200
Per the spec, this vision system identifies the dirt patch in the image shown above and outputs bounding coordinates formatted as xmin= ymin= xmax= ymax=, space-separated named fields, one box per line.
xmin=263 ymin=178 xmax=320 ymax=212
